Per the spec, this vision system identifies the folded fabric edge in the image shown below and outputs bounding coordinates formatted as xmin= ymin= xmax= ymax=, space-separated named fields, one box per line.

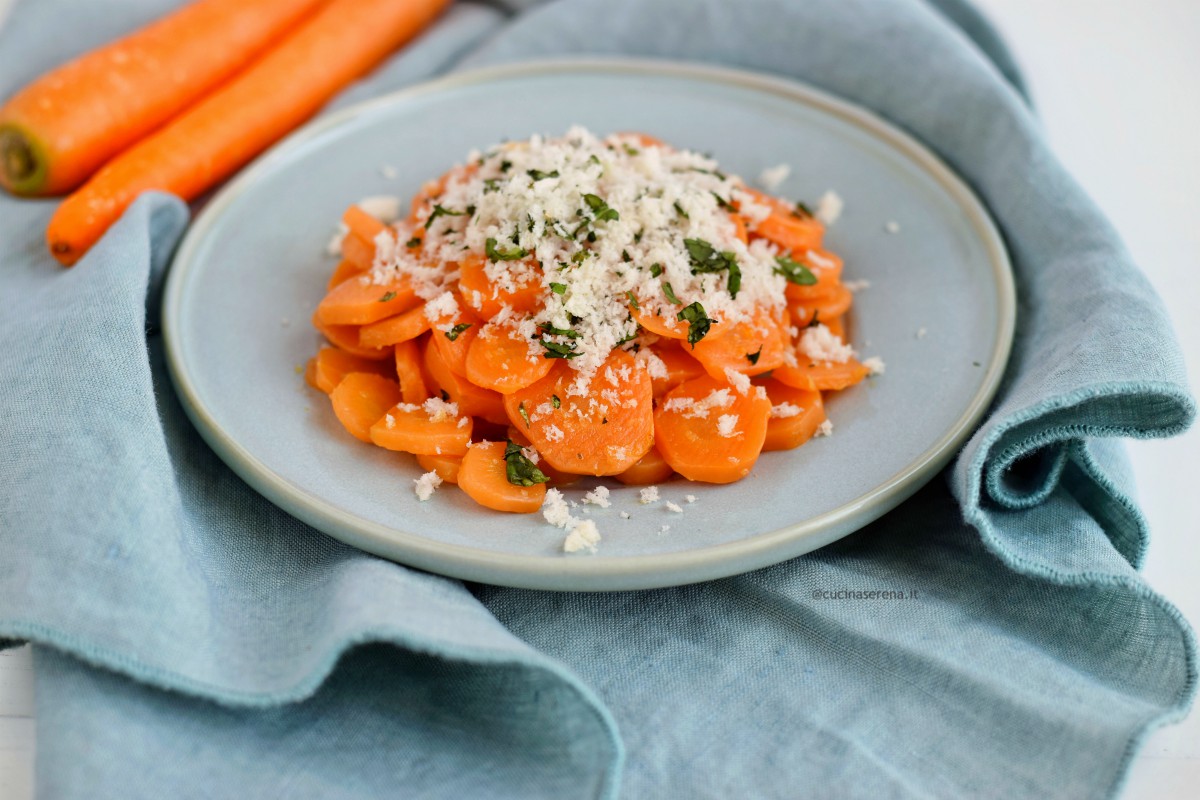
xmin=6 ymin=619 xmax=625 ymax=794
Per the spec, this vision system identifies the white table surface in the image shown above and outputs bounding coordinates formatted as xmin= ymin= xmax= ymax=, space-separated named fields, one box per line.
xmin=1 ymin=1 xmax=1197 ymax=797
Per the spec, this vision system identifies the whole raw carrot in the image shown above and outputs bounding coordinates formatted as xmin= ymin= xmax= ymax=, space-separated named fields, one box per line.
xmin=46 ymin=0 xmax=452 ymax=266
xmin=0 ymin=0 xmax=327 ymax=197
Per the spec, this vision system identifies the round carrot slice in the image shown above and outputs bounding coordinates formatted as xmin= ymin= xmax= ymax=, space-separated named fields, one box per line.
xmin=330 ymin=373 xmax=401 ymax=443
xmin=311 ymin=346 xmax=396 ymax=394
xmin=465 ymin=322 xmax=554 ymax=394
xmin=369 ymin=399 xmax=472 ymax=456
xmin=458 ymin=441 xmax=546 ymax=513
xmin=758 ymin=379 xmax=827 ymax=451
xmin=690 ymin=306 xmax=788 ymax=380
xmin=416 ymin=453 xmax=463 ymax=485
xmin=654 ymin=374 xmax=771 ymax=484
xmin=614 ymin=445 xmax=674 ymax=485
xmin=458 ymin=252 xmax=543 ymax=319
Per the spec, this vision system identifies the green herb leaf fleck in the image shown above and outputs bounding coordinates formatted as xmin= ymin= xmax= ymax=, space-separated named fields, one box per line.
xmin=625 ymin=291 xmax=640 ymax=310
xmin=774 ymin=255 xmax=818 ymax=286
xmin=527 ymin=169 xmax=560 ymax=181
xmin=517 ymin=401 xmax=531 ymax=429
xmin=424 ymin=204 xmax=465 ymax=230
xmin=746 ymin=346 xmax=763 ymax=366
xmin=662 ymin=282 xmax=682 ymax=306
xmin=485 ymin=237 xmax=528 ymax=262
xmin=677 ymin=301 xmax=716 ymax=346
xmin=504 ymin=440 xmax=548 ymax=486
xmin=649 ymin=263 xmax=663 ymax=278
xmin=377 ymin=291 xmax=396 ymax=303
xmin=444 ymin=323 xmax=472 ymax=342
xmin=549 ymin=282 xmax=567 ymax=295
xmin=674 ymin=201 xmax=689 ymax=219
xmin=540 ymin=339 xmax=579 ymax=359
xmin=540 ymin=323 xmax=581 ymax=339
xmin=551 ymin=395 xmax=561 ymax=409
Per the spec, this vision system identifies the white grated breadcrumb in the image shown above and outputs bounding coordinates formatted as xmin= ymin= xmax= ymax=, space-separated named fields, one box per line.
xmin=770 ymin=402 xmax=803 ymax=419
xmin=685 ymin=495 xmax=697 ymax=504
xmin=356 ymin=195 xmax=401 ymax=223
xmin=582 ymin=485 xmax=611 ymax=508
xmin=563 ymin=520 xmax=601 ymax=554
xmin=814 ymin=191 xmax=843 ymax=224
xmin=413 ymin=471 xmax=443 ymax=501
xmin=639 ymin=486 xmax=660 ymax=504
xmin=863 ymin=356 xmax=886 ymax=376
xmin=816 ymin=420 xmax=834 ymax=438
xmin=800 ymin=324 xmax=854 ymax=364
xmin=885 ymin=220 xmax=900 ymax=233
xmin=758 ymin=163 xmax=791 ymax=191
xmin=843 ymin=279 xmax=871 ymax=293
xmin=716 ymin=414 xmax=740 ymax=438
xmin=666 ymin=501 xmax=683 ymax=513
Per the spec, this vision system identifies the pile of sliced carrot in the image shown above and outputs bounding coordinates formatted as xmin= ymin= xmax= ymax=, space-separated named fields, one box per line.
xmin=306 ymin=164 xmax=875 ymax=514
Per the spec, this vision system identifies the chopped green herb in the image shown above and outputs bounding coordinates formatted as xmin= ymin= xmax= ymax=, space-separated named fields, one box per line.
xmin=674 ymin=200 xmax=689 ymax=219
xmin=551 ymin=395 xmax=561 ymax=409
xmin=482 ymin=178 xmax=501 ymax=193
xmin=527 ymin=169 xmax=560 ymax=181
xmin=774 ymin=255 xmax=818 ymax=286
xmin=503 ymin=440 xmax=548 ymax=486
xmin=444 ymin=323 xmax=472 ymax=342
xmin=711 ymin=192 xmax=735 ymax=211
xmin=625 ymin=291 xmax=640 ymax=310
xmin=517 ymin=401 xmax=531 ymax=429
xmin=662 ymin=281 xmax=683 ymax=306
xmin=485 ymin=237 xmax=528 ymax=261
xmin=623 ymin=144 xmax=639 ymax=156
xmin=649 ymin=263 xmax=663 ymax=278
xmin=746 ymin=346 xmax=763 ymax=366
xmin=540 ymin=323 xmax=581 ymax=338
xmin=621 ymin=249 xmax=631 ymax=263
xmin=549 ymin=282 xmax=567 ymax=295
xmin=404 ymin=236 xmax=422 ymax=249
xmin=633 ymin=229 xmax=644 ymax=244
xmin=588 ymin=154 xmax=601 ymax=165
xmin=540 ymin=339 xmax=579 ymax=359
xmin=727 ymin=259 xmax=742 ymax=298
xmin=677 ymin=301 xmax=716 ymax=346
xmin=570 ymin=249 xmax=590 ymax=265
xmin=424 ymin=204 xmax=465 ymax=230
xmin=602 ymin=416 xmax=609 ymax=425
xmin=806 ymin=310 xmax=821 ymax=329
xmin=377 ymin=291 xmax=396 ymax=303
xmin=793 ymin=201 xmax=813 ymax=218
xmin=440 ymin=389 xmax=450 ymax=402
xmin=499 ymin=159 xmax=512 ymax=173
xmin=582 ymin=193 xmax=620 ymax=223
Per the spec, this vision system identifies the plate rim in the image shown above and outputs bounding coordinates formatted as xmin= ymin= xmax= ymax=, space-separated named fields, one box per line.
xmin=163 ymin=57 xmax=1015 ymax=591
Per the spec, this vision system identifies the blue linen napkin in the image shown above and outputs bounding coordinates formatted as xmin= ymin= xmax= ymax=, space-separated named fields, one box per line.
xmin=1 ymin=0 xmax=1195 ymax=797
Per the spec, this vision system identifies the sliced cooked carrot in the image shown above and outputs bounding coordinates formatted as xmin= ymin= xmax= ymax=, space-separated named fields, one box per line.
xmin=824 ymin=315 xmax=846 ymax=341
xmin=303 ymin=357 xmax=319 ymax=390
xmin=730 ymin=212 xmax=749 ymax=243
xmin=617 ymin=132 xmax=665 ymax=148
xmin=46 ymin=0 xmax=453 ymax=265
xmin=506 ymin=426 xmax=582 ymax=486
xmin=340 ymin=231 xmax=377 ymax=272
xmin=775 ymin=357 xmax=870 ymax=392
xmin=648 ymin=345 xmax=706 ymax=398
xmin=614 ymin=445 xmax=675 ymax=485
xmin=654 ymin=374 xmax=772 ymax=483
xmin=422 ymin=336 xmax=509 ymax=425
xmin=326 ymin=258 xmax=365 ymax=291
xmin=343 ymin=203 xmax=387 ymax=241
xmin=465 ymin=322 xmax=554 ymax=394
xmin=737 ymin=188 xmax=824 ymax=252
xmin=359 ymin=305 xmax=432 ymax=349
xmin=407 ymin=163 xmax=477 ymax=226
xmin=393 ymin=339 xmax=430 ymax=405
xmin=783 ymin=249 xmax=843 ymax=302
xmin=690 ymin=306 xmax=788 ymax=380
xmin=330 ymin=373 xmax=401 ymax=443
xmin=458 ymin=441 xmax=546 ymax=513
xmin=428 ymin=303 xmax=480 ymax=377
xmin=631 ymin=304 xmax=728 ymax=343
xmin=502 ymin=350 xmax=653 ymax=475
xmin=789 ymin=283 xmax=853 ymax=327
xmin=458 ymin=252 xmax=543 ymax=318
xmin=317 ymin=274 xmax=416 ymax=326
xmin=0 ymin=0 xmax=326 ymax=197
xmin=311 ymin=311 xmax=393 ymax=361
xmin=758 ymin=379 xmax=827 ymax=451
xmin=369 ymin=401 xmax=472 ymax=456
xmin=310 ymin=346 xmax=395 ymax=394
xmin=416 ymin=453 xmax=463 ymax=484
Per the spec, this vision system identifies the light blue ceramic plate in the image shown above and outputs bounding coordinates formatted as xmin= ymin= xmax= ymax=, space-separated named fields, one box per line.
xmin=164 ymin=60 xmax=1013 ymax=591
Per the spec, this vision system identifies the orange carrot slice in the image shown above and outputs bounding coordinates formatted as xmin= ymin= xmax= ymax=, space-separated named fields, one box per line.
xmin=330 ymin=373 xmax=401 ymax=443
xmin=359 ymin=305 xmax=432 ymax=349
xmin=648 ymin=345 xmax=706 ymax=398
xmin=326 ymin=258 xmax=365 ymax=291
xmin=46 ymin=0 xmax=452 ymax=265
xmin=502 ymin=350 xmax=653 ymax=476
xmin=654 ymin=374 xmax=772 ymax=483
xmin=303 ymin=357 xmax=319 ymax=390
xmin=690 ymin=306 xmax=788 ymax=380
xmin=775 ymin=357 xmax=870 ymax=392
xmin=317 ymin=274 xmax=416 ymax=326
xmin=758 ymin=379 xmax=827 ymax=451
xmin=369 ymin=400 xmax=472 ymax=456
xmin=342 ymin=204 xmax=387 ymax=242
xmin=465 ymin=322 xmax=554 ymax=394
xmin=393 ymin=339 xmax=430 ymax=405
xmin=737 ymin=188 xmax=824 ymax=252
xmin=310 ymin=311 xmax=392 ymax=361
xmin=631 ymin=304 xmax=728 ymax=343
xmin=783 ymin=249 xmax=843 ymax=302
xmin=614 ymin=445 xmax=675 ymax=485
xmin=340 ymin=232 xmax=377 ymax=272
xmin=458 ymin=252 xmax=543 ymax=318
xmin=428 ymin=303 xmax=480 ymax=377
xmin=458 ymin=441 xmax=546 ymax=513
xmin=416 ymin=453 xmax=463 ymax=485
xmin=0 ymin=0 xmax=326 ymax=197
xmin=310 ymin=346 xmax=395 ymax=394
xmin=789 ymin=283 xmax=853 ymax=327
xmin=422 ymin=336 xmax=509 ymax=425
